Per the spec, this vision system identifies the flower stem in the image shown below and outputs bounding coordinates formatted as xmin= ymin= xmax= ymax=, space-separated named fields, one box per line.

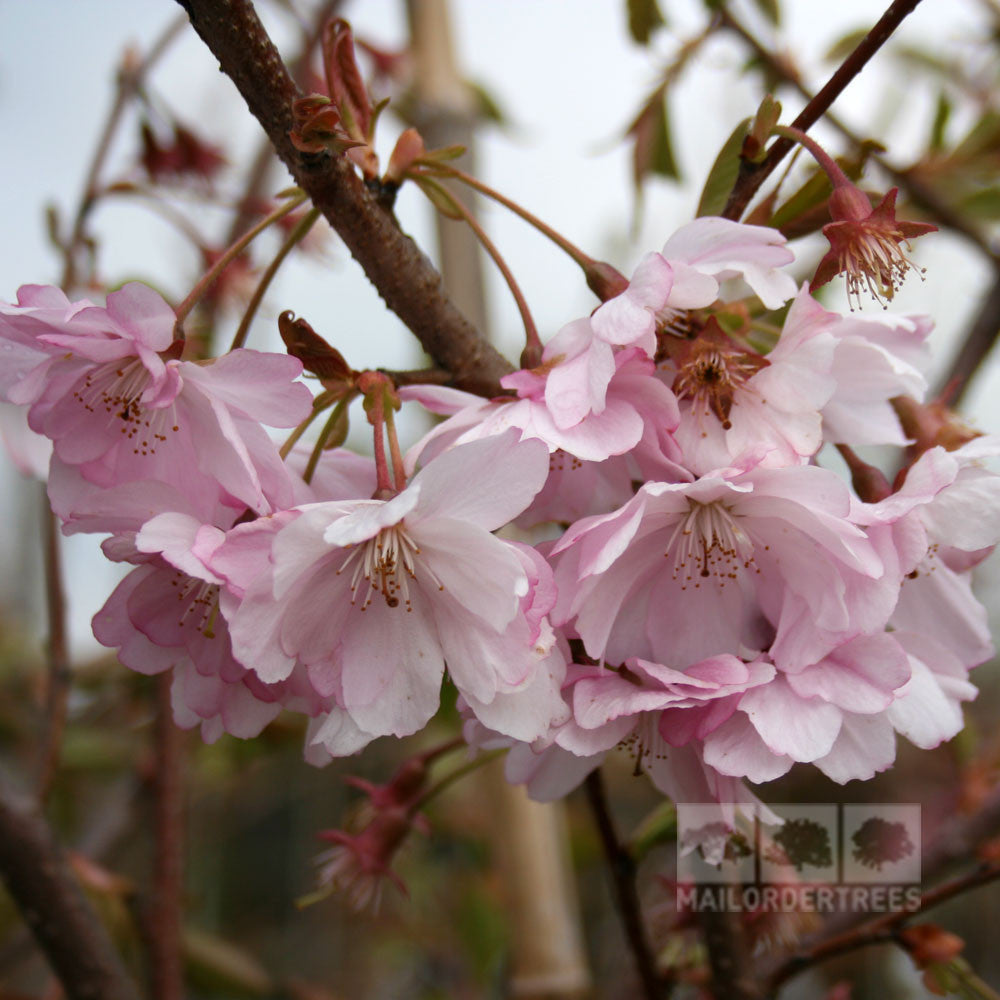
xmin=429 ymin=163 xmax=596 ymax=272
xmin=173 ymin=189 xmax=307 ymax=331
xmin=368 ymin=390 xmax=394 ymax=495
xmin=771 ymin=125 xmax=852 ymax=189
xmin=279 ymin=389 xmax=337 ymax=460
xmin=419 ymin=177 xmax=542 ymax=368
xmin=229 ymin=207 xmax=321 ymax=351
xmin=383 ymin=403 xmax=408 ymax=493
xmin=303 ymin=394 xmax=353 ymax=484
xmin=411 ymin=748 xmax=507 ymax=812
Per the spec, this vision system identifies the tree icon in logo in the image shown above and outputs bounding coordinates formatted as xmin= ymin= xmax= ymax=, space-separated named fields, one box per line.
xmin=763 ymin=818 xmax=833 ymax=871
xmin=851 ymin=816 xmax=915 ymax=870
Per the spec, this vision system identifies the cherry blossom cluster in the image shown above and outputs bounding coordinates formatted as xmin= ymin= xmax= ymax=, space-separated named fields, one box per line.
xmin=2 ymin=215 xmax=998 ymax=823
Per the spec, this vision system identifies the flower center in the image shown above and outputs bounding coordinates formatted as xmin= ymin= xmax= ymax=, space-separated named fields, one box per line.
xmin=673 ymin=339 xmax=768 ymax=429
xmin=339 ymin=523 xmax=438 ymax=611
xmin=663 ymin=499 xmax=757 ymax=589
xmin=73 ymin=358 xmax=179 ymax=456
xmin=170 ymin=573 xmax=221 ymax=638
xmin=619 ymin=712 xmax=669 ymax=777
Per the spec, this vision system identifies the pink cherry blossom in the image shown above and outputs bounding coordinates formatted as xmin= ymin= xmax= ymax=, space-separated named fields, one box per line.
xmin=779 ymin=287 xmax=931 ymax=446
xmin=223 ymin=431 xmax=566 ymax=754
xmin=591 ymin=218 xmax=798 ymax=351
xmin=665 ymin=312 xmax=836 ymax=474
xmin=0 ymin=282 xmax=313 ymax=514
xmin=551 ymin=456 xmax=888 ymax=675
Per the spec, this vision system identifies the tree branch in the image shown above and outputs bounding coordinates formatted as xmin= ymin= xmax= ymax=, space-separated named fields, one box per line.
xmin=769 ymin=862 xmax=1000 ymax=991
xmin=722 ymin=0 xmax=927 ymax=222
xmin=717 ymin=5 xmax=997 ymax=263
xmin=936 ymin=270 xmax=1000 ymax=404
xmin=174 ymin=0 xmax=513 ymax=396
xmin=582 ymin=770 xmax=665 ymax=999
xmin=149 ymin=675 xmax=184 ymax=1000
xmin=0 ymin=779 xmax=141 ymax=1000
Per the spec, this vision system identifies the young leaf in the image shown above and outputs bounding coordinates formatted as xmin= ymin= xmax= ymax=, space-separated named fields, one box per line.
xmin=929 ymin=91 xmax=952 ymax=153
xmin=628 ymin=84 xmax=681 ymax=195
xmin=415 ymin=176 xmax=465 ymax=220
xmin=627 ymin=0 xmax=667 ymax=45
xmin=751 ymin=0 xmax=781 ymax=25
xmin=696 ymin=117 xmax=750 ymax=217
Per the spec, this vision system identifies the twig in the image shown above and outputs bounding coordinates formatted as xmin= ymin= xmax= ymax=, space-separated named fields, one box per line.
xmin=0 ymin=777 xmax=141 ymax=1000
xmin=936 ymin=270 xmax=1000 ymax=405
xmin=722 ymin=0 xmax=927 ymax=222
xmin=61 ymin=14 xmax=188 ymax=291
xmin=37 ymin=498 xmax=70 ymax=804
xmin=150 ymin=675 xmax=184 ymax=1000
xmin=769 ymin=863 xmax=1000 ymax=990
xmin=699 ymin=908 xmax=762 ymax=1000
xmin=422 ymin=180 xmax=542 ymax=366
xmin=229 ymin=205 xmax=320 ymax=350
xmin=717 ymin=6 xmax=997 ymax=261
xmin=173 ymin=189 xmax=307 ymax=328
xmin=582 ymin=770 xmax=664 ymax=999
xmin=175 ymin=0 xmax=513 ymax=397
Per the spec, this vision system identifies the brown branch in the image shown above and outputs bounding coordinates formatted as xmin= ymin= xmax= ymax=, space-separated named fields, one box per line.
xmin=722 ymin=0 xmax=927 ymax=222
xmin=0 ymin=779 xmax=141 ymax=1000
xmin=37 ymin=498 xmax=70 ymax=804
xmin=936 ymin=270 xmax=1000 ymax=405
xmin=699 ymin=908 xmax=762 ymax=1000
xmin=149 ymin=675 xmax=184 ymax=1000
xmin=582 ymin=770 xmax=665 ymax=999
xmin=769 ymin=863 xmax=1000 ymax=991
xmin=763 ymin=786 xmax=1000 ymax=990
xmin=174 ymin=0 xmax=512 ymax=396
xmin=717 ymin=6 xmax=998 ymax=262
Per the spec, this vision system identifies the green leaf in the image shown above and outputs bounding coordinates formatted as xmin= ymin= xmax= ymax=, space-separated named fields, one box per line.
xmin=629 ymin=800 xmax=677 ymax=861
xmin=628 ymin=85 xmax=681 ymax=190
xmin=823 ymin=27 xmax=868 ymax=64
xmin=416 ymin=176 xmax=465 ymax=220
xmin=953 ymin=110 xmax=1000 ymax=161
xmin=769 ymin=150 xmax=870 ymax=234
xmin=929 ymin=91 xmax=952 ymax=153
xmin=751 ymin=0 xmax=781 ymax=25
xmin=467 ymin=80 xmax=508 ymax=125
xmin=769 ymin=168 xmax=833 ymax=231
xmin=183 ymin=927 xmax=273 ymax=997
xmin=956 ymin=187 xmax=1000 ymax=220
xmin=696 ymin=118 xmax=750 ymax=217
xmin=627 ymin=0 xmax=667 ymax=45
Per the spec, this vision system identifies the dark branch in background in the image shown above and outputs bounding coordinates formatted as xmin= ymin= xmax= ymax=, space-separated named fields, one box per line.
xmin=174 ymin=0 xmax=513 ymax=396
xmin=0 ymin=780 xmax=141 ymax=1000
xmin=699 ymin=908 xmax=762 ymax=1000
xmin=938 ymin=271 xmax=1000 ymax=404
xmin=717 ymin=6 xmax=997 ymax=262
xmin=769 ymin=863 xmax=1000 ymax=991
xmin=61 ymin=14 xmax=188 ymax=291
xmin=764 ymin=786 xmax=1000 ymax=989
xmin=149 ymin=675 xmax=184 ymax=1000
xmin=722 ymin=0 xmax=927 ymax=222
xmin=37 ymin=499 xmax=70 ymax=804
xmin=582 ymin=771 xmax=665 ymax=999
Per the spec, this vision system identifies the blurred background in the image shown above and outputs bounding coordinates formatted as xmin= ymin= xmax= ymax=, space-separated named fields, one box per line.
xmin=2 ymin=1 xmax=1000 ymax=997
